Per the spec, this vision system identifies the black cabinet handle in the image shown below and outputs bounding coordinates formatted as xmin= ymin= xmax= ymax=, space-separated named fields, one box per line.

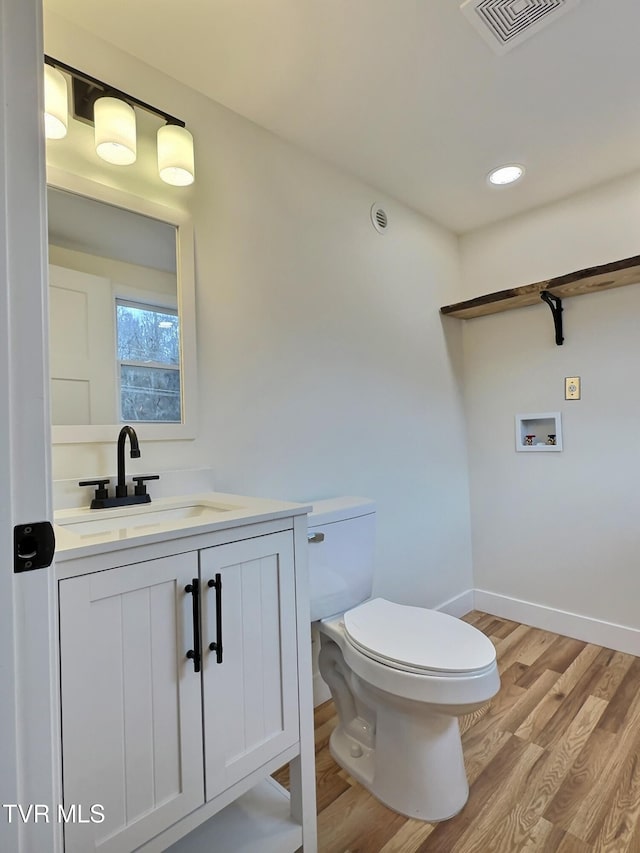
xmin=208 ymin=573 xmax=223 ymax=664
xmin=185 ymin=579 xmax=201 ymax=673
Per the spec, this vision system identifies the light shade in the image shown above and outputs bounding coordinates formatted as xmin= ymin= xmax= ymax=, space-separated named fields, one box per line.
xmin=94 ymin=97 xmax=137 ymax=165
xmin=488 ymin=164 xmax=524 ymax=186
xmin=157 ymin=125 xmax=195 ymax=186
xmin=44 ymin=65 xmax=68 ymax=139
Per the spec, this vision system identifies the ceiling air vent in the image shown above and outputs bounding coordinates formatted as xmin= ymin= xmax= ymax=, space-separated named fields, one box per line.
xmin=460 ymin=0 xmax=581 ymax=54
xmin=371 ymin=204 xmax=388 ymax=234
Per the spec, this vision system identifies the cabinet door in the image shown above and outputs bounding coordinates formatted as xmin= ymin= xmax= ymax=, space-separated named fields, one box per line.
xmin=201 ymin=531 xmax=299 ymax=801
xmin=59 ymin=553 xmax=204 ymax=853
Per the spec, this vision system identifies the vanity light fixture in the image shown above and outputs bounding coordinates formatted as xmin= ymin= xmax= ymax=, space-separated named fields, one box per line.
xmin=44 ymin=56 xmax=195 ymax=185
xmin=488 ymin=164 xmax=525 ymax=186
xmin=94 ymin=96 xmax=137 ymax=165
xmin=157 ymin=124 xmax=195 ymax=187
xmin=44 ymin=64 xmax=68 ymax=139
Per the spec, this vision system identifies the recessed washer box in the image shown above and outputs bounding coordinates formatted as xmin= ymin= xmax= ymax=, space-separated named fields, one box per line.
xmin=515 ymin=412 xmax=562 ymax=452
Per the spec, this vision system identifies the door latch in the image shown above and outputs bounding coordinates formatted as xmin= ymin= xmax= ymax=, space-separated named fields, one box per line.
xmin=13 ymin=521 xmax=55 ymax=573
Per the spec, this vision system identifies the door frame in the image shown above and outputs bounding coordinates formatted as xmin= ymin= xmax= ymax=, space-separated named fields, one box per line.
xmin=0 ymin=0 xmax=61 ymax=850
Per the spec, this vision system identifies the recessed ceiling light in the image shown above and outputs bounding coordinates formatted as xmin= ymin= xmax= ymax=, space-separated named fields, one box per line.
xmin=488 ymin=164 xmax=525 ymax=186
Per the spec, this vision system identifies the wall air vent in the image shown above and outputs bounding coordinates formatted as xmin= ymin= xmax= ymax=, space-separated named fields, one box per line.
xmin=460 ymin=0 xmax=581 ymax=54
xmin=370 ymin=204 xmax=388 ymax=233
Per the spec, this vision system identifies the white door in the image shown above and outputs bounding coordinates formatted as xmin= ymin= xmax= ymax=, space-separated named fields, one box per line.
xmin=59 ymin=553 xmax=205 ymax=853
xmin=0 ymin=2 xmax=61 ymax=852
xmin=200 ymin=532 xmax=300 ymax=801
xmin=49 ymin=264 xmax=117 ymax=424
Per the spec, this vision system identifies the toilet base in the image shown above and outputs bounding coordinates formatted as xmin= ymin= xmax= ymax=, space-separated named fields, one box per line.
xmin=329 ymin=700 xmax=470 ymax=822
xmin=317 ymin=623 xmax=491 ymax=822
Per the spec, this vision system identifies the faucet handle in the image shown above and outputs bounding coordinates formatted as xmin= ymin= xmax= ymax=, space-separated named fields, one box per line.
xmin=78 ymin=479 xmax=111 ymax=501
xmin=132 ymin=475 xmax=160 ymax=497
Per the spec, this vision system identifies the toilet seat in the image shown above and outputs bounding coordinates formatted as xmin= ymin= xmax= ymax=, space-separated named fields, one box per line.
xmin=343 ymin=598 xmax=496 ymax=677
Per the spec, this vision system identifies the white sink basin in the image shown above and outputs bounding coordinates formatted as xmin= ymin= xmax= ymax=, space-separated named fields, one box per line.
xmin=52 ymin=491 xmax=311 ymax=559
xmin=55 ymin=501 xmax=233 ymax=538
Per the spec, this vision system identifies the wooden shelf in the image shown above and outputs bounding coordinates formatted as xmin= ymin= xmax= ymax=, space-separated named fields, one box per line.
xmin=440 ymin=254 xmax=640 ymax=319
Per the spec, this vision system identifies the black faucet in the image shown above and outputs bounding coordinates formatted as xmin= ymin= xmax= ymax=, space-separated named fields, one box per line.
xmin=116 ymin=425 xmax=141 ymax=498
xmin=78 ymin=425 xmax=159 ymax=509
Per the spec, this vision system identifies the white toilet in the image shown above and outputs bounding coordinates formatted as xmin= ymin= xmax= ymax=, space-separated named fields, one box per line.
xmin=308 ymin=497 xmax=500 ymax=822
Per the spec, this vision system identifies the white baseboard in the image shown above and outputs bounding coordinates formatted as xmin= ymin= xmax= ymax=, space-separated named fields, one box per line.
xmin=434 ymin=589 xmax=475 ymax=618
xmin=475 ymin=589 xmax=640 ymax=656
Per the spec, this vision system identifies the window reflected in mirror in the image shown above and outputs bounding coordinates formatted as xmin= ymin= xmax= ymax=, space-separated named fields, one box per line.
xmin=116 ymin=300 xmax=181 ymax=423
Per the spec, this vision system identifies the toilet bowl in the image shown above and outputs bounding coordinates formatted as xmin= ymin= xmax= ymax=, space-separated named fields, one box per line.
xmin=307 ymin=498 xmax=500 ymax=821
xmin=318 ymin=598 xmax=499 ymax=820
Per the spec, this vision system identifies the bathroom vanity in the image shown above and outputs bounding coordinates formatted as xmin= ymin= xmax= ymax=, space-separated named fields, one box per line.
xmin=54 ymin=493 xmax=317 ymax=853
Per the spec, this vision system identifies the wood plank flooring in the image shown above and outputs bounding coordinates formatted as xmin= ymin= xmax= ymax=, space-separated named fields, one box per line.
xmin=288 ymin=612 xmax=640 ymax=852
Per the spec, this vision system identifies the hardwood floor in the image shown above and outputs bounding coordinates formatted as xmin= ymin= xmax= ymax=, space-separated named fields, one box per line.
xmin=301 ymin=611 xmax=640 ymax=852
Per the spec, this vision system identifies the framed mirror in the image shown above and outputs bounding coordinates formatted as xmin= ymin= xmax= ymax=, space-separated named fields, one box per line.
xmin=46 ymin=168 xmax=196 ymax=443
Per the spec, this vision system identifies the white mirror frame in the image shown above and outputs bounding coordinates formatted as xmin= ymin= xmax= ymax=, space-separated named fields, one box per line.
xmin=47 ymin=167 xmax=197 ymax=444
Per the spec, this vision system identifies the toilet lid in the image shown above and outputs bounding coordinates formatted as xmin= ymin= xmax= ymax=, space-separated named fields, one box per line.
xmin=343 ymin=598 xmax=496 ymax=674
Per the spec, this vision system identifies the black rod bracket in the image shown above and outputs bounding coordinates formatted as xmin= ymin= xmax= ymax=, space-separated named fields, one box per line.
xmin=540 ymin=290 xmax=564 ymax=346
xmin=44 ymin=55 xmax=185 ymax=128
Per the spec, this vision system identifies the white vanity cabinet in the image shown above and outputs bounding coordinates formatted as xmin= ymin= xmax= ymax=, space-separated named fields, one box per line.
xmin=56 ymin=513 xmax=316 ymax=853
xmin=59 ymin=552 xmax=205 ymax=853
xmin=200 ymin=532 xmax=299 ymax=801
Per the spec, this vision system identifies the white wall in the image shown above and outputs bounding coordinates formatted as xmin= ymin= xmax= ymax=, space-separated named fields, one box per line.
xmin=460 ymin=171 xmax=640 ymax=629
xmin=44 ymin=15 xmax=473 ymax=608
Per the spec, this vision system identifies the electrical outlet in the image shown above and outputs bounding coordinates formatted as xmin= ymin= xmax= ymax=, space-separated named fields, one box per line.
xmin=565 ymin=377 xmax=580 ymax=400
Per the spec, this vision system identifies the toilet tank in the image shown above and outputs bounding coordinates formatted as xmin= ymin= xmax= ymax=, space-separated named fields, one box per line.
xmin=306 ymin=497 xmax=376 ymax=621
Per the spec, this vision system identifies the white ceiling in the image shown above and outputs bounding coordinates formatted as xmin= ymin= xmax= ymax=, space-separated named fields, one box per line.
xmin=44 ymin=0 xmax=640 ymax=233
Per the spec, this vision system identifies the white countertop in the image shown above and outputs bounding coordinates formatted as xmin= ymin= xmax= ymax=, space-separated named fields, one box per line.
xmin=54 ymin=492 xmax=311 ymax=563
